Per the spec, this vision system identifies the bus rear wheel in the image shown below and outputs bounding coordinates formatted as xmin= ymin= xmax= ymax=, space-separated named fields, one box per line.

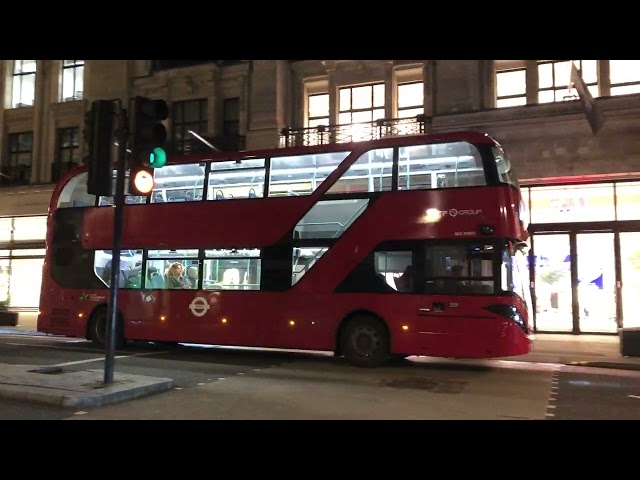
xmin=88 ymin=307 xmax=124 ymax=349
xmin=340 ymin=315 xmax=390 ymax=368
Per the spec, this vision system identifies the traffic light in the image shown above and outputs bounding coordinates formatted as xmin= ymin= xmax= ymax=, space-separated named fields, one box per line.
xmin=84 ymin=100 xmax=116 ymax=196
xmin=127 ymin=96 xmax=169 ymax=196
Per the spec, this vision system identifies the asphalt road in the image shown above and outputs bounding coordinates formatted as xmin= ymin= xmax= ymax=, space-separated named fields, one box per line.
xmin=1 ymin=332 xmax=640 ymax=420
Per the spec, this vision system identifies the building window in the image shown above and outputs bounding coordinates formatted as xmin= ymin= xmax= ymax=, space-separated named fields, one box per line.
xmin=223 ymin=97 xmax=240 ymax=137
xmin=172 ymin=99 xmax=208 ymax=155
xmin=397 ymin=81 xmax=424 ymax=118
xmin=308 ymin=93 xmax=329 ymax=127
xmin=2 ymin=132 xmax=34 ymax=186
xmin=338 ymin=83 xmax=385 ymax=125
xmin=220 ymin=97 xmax=243 ymax=151
xmin=538 ymin=60 xmax=598 ymax=103
xmin=61 ymin=60 xmax=84 ymax=102
xmin=12 ymin=60 xmax=36 ymax=108
xmin=496 ymin=68 xmax=526 ymax=108
xmin=51 ymin=127 xmax=80 ymax=182
xmin=338 ymin=83 xmax=385 ymax=141
xmin=609 ymin=60 xmax=640 ymax=96
xmin=305 ymin=93 xmax=330 ymax=145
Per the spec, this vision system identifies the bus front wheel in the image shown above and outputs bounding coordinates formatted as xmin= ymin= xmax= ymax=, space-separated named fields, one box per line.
xmin=340 ymin=315 xmax=390 ymax=368
xmin=88 ymin=307 xmax=124 ymax=349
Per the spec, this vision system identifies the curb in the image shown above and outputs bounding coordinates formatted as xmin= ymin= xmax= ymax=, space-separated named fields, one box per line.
xmin=0 ymin=368 xmax=174 ymax=408
xmin=567 ymin=361 xmax=640 ymax=371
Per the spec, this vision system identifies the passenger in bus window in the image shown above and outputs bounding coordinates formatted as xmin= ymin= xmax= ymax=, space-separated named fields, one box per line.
xmin=450 ymin=264 xmax=468 ymax=291
xmin=222 ymin=268 xmax=240 ymax=289
xmin=186 ymin=266 xmax=199 ymax=289
xmin=165 ymin=262 xmax=191 ymax=289
xmin=394 ymin=265 xmax=414 ymax=292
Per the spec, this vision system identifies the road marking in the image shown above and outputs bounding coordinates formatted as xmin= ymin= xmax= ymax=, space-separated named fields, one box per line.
xmin=0 ymin=333 xmax=83 ymax=341
xmin=628 ymin=395 xmax=640 ymax=399
xmin=47 ymin=350 xmax=169 ymax=368
xmin=546 ymin=367 xmax=561 ymax=420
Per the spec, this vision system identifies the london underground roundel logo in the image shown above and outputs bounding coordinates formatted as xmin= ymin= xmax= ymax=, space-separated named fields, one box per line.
xmin=189 ymin=296 xmax=210 ymax=317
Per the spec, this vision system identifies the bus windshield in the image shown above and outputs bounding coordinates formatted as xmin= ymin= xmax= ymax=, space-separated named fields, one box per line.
xmin=493 ymin=145 xmax=517 ymax=188
xmin=502 ymin=241 xmax=532 ymax=313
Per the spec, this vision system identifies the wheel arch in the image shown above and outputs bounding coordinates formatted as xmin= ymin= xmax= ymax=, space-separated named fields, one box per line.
xmin=334 ymin=309 xmax=389 ymax=357
xmin=84 ymin=302 xmax=125 ymax=341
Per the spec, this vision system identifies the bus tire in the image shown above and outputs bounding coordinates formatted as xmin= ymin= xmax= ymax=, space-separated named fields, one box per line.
xmin=340 ymin=314 xmax=390 ymax=368
xmin=88 ymin=306 xmax=124 ymax=349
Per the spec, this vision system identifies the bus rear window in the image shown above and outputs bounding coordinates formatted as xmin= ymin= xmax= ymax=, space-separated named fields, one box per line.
xmin=56 ymin=172 xmax=96 ymax=208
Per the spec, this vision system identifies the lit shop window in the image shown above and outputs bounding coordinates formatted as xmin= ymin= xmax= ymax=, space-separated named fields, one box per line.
xmin=609 ymin=60 xmax=640 ymax=96
xmin=496 ymin=68 xmax=526 ymax=107
xmin=538 ymin=60 xmax=598 ymax=103
xmin=397 ymin=81 xmax=424 ymax=118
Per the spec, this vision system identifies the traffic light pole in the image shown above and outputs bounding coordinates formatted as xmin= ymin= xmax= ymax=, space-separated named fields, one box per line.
xmin=104 ymin=102 xmax=128 ymax=385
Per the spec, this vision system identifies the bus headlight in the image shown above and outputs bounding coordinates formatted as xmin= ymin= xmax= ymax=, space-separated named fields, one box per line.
xmin=484 ymin=304 xmax=528 ymax=334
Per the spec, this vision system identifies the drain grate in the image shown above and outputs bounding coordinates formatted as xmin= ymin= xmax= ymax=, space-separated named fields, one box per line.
xmin=385 ymin=378 xmax=467 ymax=394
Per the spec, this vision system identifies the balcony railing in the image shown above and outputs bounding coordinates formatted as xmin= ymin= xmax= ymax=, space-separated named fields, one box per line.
xmin=280 ymin=114 xmax=431 ymax=147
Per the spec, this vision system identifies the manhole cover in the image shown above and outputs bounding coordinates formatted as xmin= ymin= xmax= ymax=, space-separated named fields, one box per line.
xmin=385 ymin=378 xmax=467 ymax=393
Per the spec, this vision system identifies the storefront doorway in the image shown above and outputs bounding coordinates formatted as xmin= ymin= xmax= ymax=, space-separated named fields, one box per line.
xmin=523 ymin=179 xmax=640 ymax=334
xmin=530 ymin=230 xmax=618 ymax=333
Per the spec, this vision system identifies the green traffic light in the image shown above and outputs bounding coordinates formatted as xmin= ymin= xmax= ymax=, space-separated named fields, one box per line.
xmin=149 ymin=147 xmax=167 ymax=168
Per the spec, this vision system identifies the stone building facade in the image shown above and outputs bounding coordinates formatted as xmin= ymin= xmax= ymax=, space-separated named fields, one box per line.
xmin=1 ymin=59 xmax=639 ymax=334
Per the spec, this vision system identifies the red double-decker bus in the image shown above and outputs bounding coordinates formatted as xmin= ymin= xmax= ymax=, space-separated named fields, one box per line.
xmin=37 ymin=131 xmax=533 ymax=367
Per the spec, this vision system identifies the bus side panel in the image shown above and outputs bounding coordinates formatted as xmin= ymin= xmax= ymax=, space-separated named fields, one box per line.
xmin=120 ymin=290 xmax=342 ymax=352
xmin=410 ymin=294 xmax=531 ymax=358
xmin=81 ymin=197 xmax=316 ymax=251
xmin=328 ymin=293 xmax=532 ymax=359
xmin=121 ymin=290 xmax=274 ymax=347
xmin=37 ymin=287 xmax=94 ymax=339
xmin=296 ymin=186 xmax=522 ymax=295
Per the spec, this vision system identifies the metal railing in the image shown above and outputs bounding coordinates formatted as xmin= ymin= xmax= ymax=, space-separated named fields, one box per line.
xmin=280 ymin=114 xmax=431 ymax=147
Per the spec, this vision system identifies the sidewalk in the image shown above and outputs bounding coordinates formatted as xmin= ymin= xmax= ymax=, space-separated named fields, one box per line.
xmin=0 ymin=313 xmax=639 ymax=408
xmin=0 ymin=313 xmax=173 ymax=407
